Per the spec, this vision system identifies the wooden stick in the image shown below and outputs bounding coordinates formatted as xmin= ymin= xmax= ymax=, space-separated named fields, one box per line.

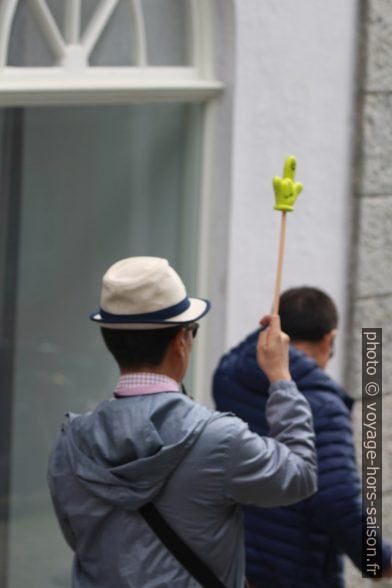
xmin=272 ymin=211 xmax=287 ymax=314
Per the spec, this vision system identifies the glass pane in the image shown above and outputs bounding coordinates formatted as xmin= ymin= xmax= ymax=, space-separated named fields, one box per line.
xmin=7 ymin=0 xmax=193 ymax=68
xmin=142 ymin=0 xmax=191 ymax=66
xmin=1 ymin=102 xmax=202 ymax=587
xmin=89 ymin=1 xmax=134 ymax=66
xmin=8 ymin=2 xmax=56 ymax=67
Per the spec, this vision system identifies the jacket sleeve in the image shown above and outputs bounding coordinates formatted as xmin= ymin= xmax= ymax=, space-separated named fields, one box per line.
xmin=47 ymin=442 xmax=77 ymax=552
xmin=306 ymin=395 xmax=391 ymax=575
xmin=223 ymin=380 xmax=318 ymax=507
xmin=50 ymin=492 xmax=77 ymax=552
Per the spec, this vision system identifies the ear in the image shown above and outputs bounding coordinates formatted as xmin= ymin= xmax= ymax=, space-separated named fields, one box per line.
xmin=321 ymin=329 xmax=337 ymax=351
xmin=171 ymin=328 xmax=187 ymax=359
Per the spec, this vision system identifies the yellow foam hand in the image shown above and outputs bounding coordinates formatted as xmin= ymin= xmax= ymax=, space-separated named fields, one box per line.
xmin=273 ymin=155 xmax=303 ymax=212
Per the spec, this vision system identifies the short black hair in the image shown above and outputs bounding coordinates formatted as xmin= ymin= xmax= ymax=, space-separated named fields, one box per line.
xmin=101 ymin=326 xmax=181 ymax=370
xmin=279 ymin=287 xmax=338 ymax=342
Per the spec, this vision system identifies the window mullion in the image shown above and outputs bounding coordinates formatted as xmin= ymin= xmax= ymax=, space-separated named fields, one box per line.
xmin=130 ymin=0 xmax=147 ymax=67
xmin=0 ymin=0 xmax=19 ymax=68
xmin=81 ymin=0 xmax=120 ymax=57
xmin=27 ymin=0 xmax=66 ymax=63
xmin=64 ymin=0 xmax=81 ymax=45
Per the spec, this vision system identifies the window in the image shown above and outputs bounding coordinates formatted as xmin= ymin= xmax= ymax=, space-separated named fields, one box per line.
xmin=0 ymin=0 xmax=222 ymax=105
xmin=0 ymin=2 xmax=222 ymax=586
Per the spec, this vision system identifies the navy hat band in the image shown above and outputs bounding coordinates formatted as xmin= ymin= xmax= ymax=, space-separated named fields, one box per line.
xmin=98 ymin=297 xmax=191 ymax=324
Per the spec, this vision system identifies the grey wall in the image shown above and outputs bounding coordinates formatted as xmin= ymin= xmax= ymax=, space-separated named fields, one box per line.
xmin=349 ymin=0 xmax=392 ymax=399
xmin=346 ymin=0 xmax=392 ymax=585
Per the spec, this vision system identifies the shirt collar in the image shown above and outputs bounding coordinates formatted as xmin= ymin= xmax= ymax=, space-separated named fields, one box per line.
xmin=114 ymin=372 xmax=180 ymax=397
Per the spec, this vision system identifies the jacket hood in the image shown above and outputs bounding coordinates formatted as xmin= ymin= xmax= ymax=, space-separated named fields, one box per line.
xmin=61 ymin=392 xmax=214 ymax=511
xmin=217 ymin=329 xmax=354 ymax=411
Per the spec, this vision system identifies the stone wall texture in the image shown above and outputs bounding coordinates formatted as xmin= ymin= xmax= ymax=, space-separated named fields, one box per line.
xmin=346 ymin=0 xmax=392 ymax=585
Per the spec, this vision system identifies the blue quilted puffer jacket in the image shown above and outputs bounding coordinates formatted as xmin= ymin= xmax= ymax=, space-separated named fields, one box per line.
xmin=213 ymin=329 xmax=391 ymax=588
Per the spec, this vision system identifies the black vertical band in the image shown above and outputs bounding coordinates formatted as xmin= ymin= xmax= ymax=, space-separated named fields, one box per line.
xmin=0 ymin=108 xmax=24 ymax=585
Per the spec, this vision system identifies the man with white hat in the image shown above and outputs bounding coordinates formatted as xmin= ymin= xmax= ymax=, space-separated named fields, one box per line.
xmin=47 ymin=256 xmax=317 ymax=588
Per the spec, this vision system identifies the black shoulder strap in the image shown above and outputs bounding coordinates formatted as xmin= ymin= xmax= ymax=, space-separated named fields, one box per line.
xmin=139 ymin=502 xmax=226 ymax=588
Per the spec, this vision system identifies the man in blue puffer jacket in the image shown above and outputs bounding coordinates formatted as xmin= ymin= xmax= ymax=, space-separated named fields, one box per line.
xmin=213 ymin=287 xmax=392 ymax=587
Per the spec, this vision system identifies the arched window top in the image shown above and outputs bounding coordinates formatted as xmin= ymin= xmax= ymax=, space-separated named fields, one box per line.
xmin=0 ymin=0 xmax=222 ymax=105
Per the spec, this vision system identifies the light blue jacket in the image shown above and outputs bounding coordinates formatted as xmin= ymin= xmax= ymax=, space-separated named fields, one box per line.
xmin=48 ymin=381 xmax=317 ymax=587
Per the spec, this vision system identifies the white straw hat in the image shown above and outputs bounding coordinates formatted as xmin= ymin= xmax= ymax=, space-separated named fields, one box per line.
xmin=90 ymin=257 xmax=210 ymax=329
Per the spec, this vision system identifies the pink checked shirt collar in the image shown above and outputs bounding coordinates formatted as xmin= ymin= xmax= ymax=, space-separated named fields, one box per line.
xmin=114 ymin=372 xmax=180 ymax=397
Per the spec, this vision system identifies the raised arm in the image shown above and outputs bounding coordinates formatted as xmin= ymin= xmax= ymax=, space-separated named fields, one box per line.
xmin=223 ymin=315 xmax=318 ymax=507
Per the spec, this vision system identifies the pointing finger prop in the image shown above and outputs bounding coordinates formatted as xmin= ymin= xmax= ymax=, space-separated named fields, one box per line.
xmin=273 ymin=155 xmax=303 ymax=212
xmin=272 ymin=156 xmax=303 ymax=314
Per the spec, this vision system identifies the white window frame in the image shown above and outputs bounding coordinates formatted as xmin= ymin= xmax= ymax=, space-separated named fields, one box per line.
xmin=0 ymin=0 xmax=223 ymax=106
